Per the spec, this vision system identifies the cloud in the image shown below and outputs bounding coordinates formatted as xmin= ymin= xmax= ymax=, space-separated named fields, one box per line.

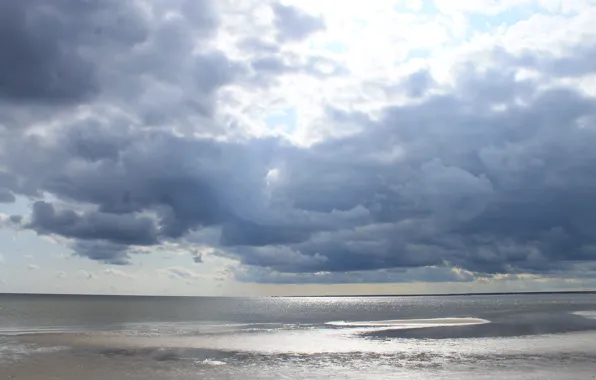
xmin=0 ymin=0 xmax=234 ymax=133
xmin=27 ymin=264 xmax=39 ymax=270
xmin=160 ymin=265 xmax=233 ymax=282
xmin=103 ymin=268 xmax=136 ymax=280
xmin=192 ymin=252 xmax=203 ymax=264
xmin=0 ymin=188 xmax=15 ymax=203
xmin=402 ymin=70 xmax=436 ymax=98
xmin=249 ymin=54 xmax=345 ymax=82
xmin=160 ymin=267 xmax=205 ymax=281
xmin=2 ymin=0 xmax=596 ymax=286
xmin=11 ymin=133 xmax=278 ymax=262
xmin=8 ymin=215 xmax=22 ymax=224
xmin=77 ymin=270 xmax=95 ymax=280
xmin=71 ymin=240 xmax=133 ymax=266
xmin=28 ymin=201 xmax=159 ymax=246
xmin=235 ymin=265 xmax=476 ymax=284
xmin=271 ymin=3 xmax=325 ymax=42
xmin=0 ymin=0 xmax=100 ymax=103
xmin=215 ymin=47 xmax=596 ymax=280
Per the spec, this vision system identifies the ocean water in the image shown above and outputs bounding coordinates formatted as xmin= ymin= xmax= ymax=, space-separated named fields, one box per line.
xmin=1 ymin=293 xmax=596 ymax=379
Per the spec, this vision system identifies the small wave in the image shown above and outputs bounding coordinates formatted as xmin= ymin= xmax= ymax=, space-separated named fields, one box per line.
xmin=0 ymin=327 xmax=80 ymax=336
xmin=0 ymin=341 xmax=66 ymax=364
xmin=572 ymin=311 xmax=596 ymax=320
xmin=0 ymin=322 xmax=294 ymax=338
xmin=199 ymin=358 xmax=227 ymax=366
xmin=325 ymin=317 xmax=490 ymax=328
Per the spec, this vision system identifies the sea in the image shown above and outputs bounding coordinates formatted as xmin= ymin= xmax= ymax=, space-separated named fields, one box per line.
xmin=1 ymin=293 xmax=596 ymax=379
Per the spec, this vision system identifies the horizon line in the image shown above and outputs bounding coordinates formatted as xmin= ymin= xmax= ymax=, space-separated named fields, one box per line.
xmin=0 ymin=290 xmax=595 ymax=298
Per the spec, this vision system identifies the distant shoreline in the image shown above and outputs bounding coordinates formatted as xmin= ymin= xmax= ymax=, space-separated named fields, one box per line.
xmin=0 ymin=290 xmax=595 ymax=298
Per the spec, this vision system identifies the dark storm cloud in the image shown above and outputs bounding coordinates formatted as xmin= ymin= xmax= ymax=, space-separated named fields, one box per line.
xmin=228 ymin=221 xmax=445 ymax=274
xmin=28 ymin=201 xmax=159 ymax=246
xmin=72 ymin=240 xmax=132 ymax=266
xmin=272 ymin=3 xmax=325 ymax=42
xmin=214 ymin=43 xmax=596 ymax=283
xmin=241 ymin=66 xmax=596 ymax=279
xmin=0 ymin=0 xmax=230 ymax=133
xmin=1 ymin=104 xmax=286 ymax=261
xmin=8 ymin=128 xmax=277 ymax=249
xmin=0 ymin=0 xmax=271 ymax=266
xmin=220 ymin=204 xmax=372 ymax=247
xmin=220 ymin=218 xmax=313 ymax=246
xmin=6 ymin=42 xmax=596 ymax=280
xmin=234 ymin=265 xmax=475 ymax=285
xmin=12 ymin=47 xmax=596 ymax=279
xmin=0 ymin=0 xmax=148 ymax=103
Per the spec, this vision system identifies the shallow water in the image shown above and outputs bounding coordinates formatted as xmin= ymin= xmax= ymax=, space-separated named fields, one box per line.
xmin=1 ymin=293 xmax=596 ymax=379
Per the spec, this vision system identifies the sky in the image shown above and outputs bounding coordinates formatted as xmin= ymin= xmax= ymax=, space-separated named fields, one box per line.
xmin=1 ymin=0 xmax=596 ymax=296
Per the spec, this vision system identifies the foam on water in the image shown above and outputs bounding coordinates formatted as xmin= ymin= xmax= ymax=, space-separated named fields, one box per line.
xmin=200 ymin=359 xmax=227 ymax=366
xmin=325 ymin=317 xmax=490 ymax=328
xmin=573 ymin=311 xmax=596 ymax=320
xmin=0 ymin=321 xmax=294 ymax=338
xmin=0 ymin=338 xmax=66 ymax=364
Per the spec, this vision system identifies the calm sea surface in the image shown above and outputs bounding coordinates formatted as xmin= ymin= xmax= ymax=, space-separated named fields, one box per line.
xmin=1 ymin=293 xmax=596 ymax=379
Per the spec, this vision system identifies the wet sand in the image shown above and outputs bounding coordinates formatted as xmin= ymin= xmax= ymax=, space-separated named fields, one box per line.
xmin=3 ymin=352 xmax=222 ymax=380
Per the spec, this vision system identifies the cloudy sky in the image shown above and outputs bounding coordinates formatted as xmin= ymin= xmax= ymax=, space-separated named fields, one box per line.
xmin=1 ymin=0 xmax=596 ymax=296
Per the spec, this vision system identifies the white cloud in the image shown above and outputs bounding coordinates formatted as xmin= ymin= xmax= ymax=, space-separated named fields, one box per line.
xmin=159 ymin=267 xmax=207 ymax=281
xmin=77 ymin=270 xmax=96 ymax=280
xmin=103 ymin=269 xmax=136 ymax=280
xmin=158 ymin=265 xmax=234 ymax=283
